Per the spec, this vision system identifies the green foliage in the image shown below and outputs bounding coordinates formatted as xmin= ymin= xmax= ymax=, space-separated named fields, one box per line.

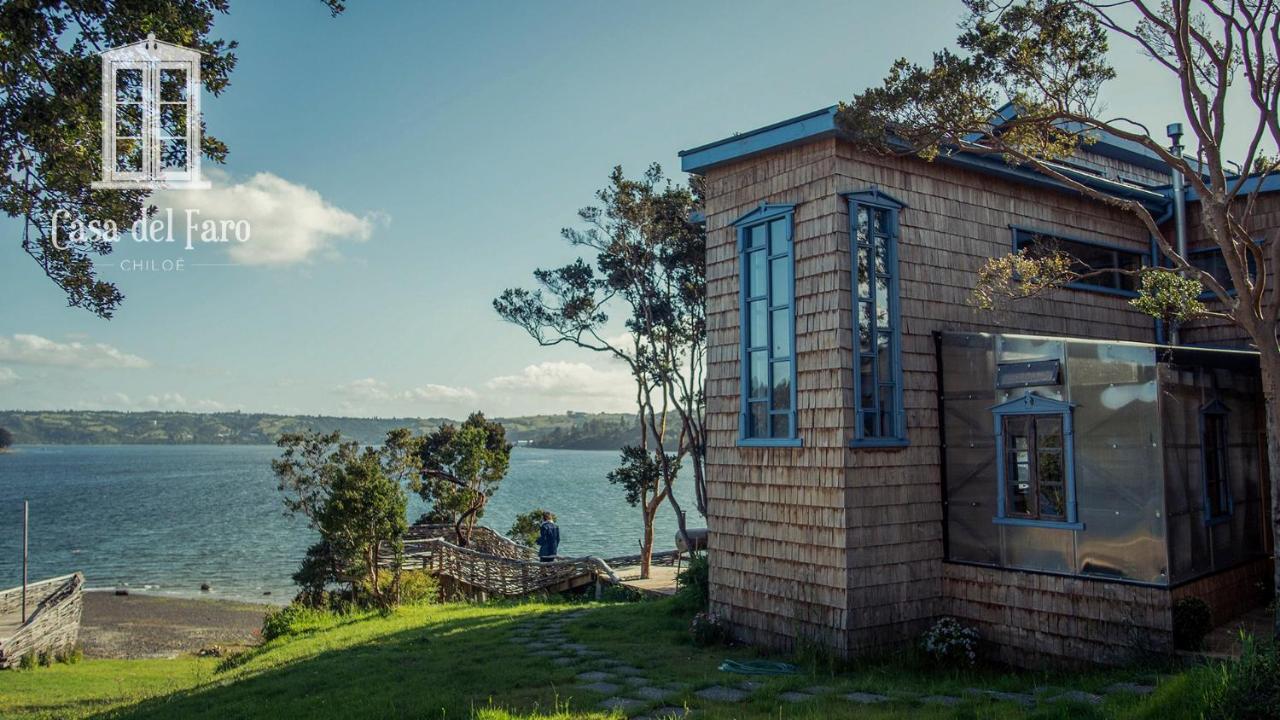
xmin=260 ymin=603 xmax=334 ymax=642
xmin=1172 ymin=597 xmax=1214 ymax=652
xmin=920 ymin=617 xmax=980 ymax=667
xmin=412 ymin=412 xmax=512 ymax=546
xmin=971 ymin=247 xmax=1075 ymax=309
xmin=54 ymin=646 xmax=84 ymax=665
xmin=509 ymin=509 xmax=553 ymax=547
xmin=1130 ymin=269 xmax=1209 ymax=324
xmin=673 ymin=552 xmax=710 ymax=613
xmin=395 ymin=570 xmax=440 ymax=605
xmin=836 ymin=0 xmax=1114 ymax=163
xmin=273 ymin=429 xmax=416 ymax=608
xmin=598 ymin=584 xmax=643 ymax=603
xmin=17 ymin=651 xmax=36 ymax=670
xmin=0 ymin=426 xmax=12 ymax=449
xmin=37 ymin=650 xmax=53 ymax=667
xmin=1201 ymin=635 xmax=1280 ymax=719
xmin=607 ymin=446 xmax=674 ymax=507
xmin=688 ymin=611 xmax=730 ymax=647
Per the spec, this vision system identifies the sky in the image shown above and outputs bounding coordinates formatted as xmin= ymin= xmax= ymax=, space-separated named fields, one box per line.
xmin=0 ymin=0 xmax=1264 ymax=419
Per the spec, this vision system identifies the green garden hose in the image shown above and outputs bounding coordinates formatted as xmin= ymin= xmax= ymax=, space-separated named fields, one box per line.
xmin=718 ymin=659 xmax=799 ymax=675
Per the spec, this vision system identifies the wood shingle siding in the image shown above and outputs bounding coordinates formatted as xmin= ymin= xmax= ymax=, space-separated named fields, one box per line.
xmin=701 ymin=131 xmax=1272 ymax=665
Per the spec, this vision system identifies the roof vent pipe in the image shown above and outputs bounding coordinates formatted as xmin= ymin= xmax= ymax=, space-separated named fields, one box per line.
xmin=1167 ymin=123 xmax=1187 ymax=345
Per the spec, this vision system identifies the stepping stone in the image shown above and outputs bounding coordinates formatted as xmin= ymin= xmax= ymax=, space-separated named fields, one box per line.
xmin=696 ymin=685 xmax=749 ymax=702
xmin=624 ymin=677 xmax=651 ymax=687
xmin=577 ymin=671 xmax=614 ymax=682
xmin=592 ymin=658 xmax=622 ymax=667
xmin=599 ymin=697 xmax=646 ymax=712
xmin=921 ymin=696 xmax=961 ymax=706
xmin=803 ymin=686 xmax=834 ymax=695
xmin=739 ymin=681 xmax=763 ymax=691
xmin=564 ymin=643 xmax=589 ymax=651
xmin=1047 ymin=690 xmax=1103 ymax=705
xmin=551 ymin=657 xmax=576 ymax=666
xmin=965 ymin=689 xmax=1035 ymax=708
xmin=1105 ymin=682 xmax=1156 ymax=696
xmin=778 ymin=691 xmax=813 ymax=703
xmin=631 ymin=686 xmax=671 ymax=702
xmin=577 ymin=650 xmax=606 ymax=658
xmin=530 ymin=649 xmax=558 ymax=657
xmin=845 ymin=691 xmax=889 ymax=704
xmin=613 ymin=665 xmax=645 ymax=676
xmin=578 ymin=682 xmax=621 ymax=694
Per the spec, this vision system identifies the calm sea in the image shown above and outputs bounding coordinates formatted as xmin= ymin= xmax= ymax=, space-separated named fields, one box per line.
xmin=0 ymin=445 xmax=698 ymax=603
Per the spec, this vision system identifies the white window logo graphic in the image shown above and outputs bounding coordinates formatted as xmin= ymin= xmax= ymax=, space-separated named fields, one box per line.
xmin=92 ymin=34 xmax=209 ymax=190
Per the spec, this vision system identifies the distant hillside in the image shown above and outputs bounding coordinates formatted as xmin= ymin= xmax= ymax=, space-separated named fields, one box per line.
xmin=0 ymin=409 xmax=643 ymax=450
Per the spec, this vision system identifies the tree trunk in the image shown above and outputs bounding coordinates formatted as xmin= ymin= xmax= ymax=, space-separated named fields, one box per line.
xmin=640 ymin=507 xmax=655 ymax=580
xmin=1259 ymin=350 xmax=1280 ymax=640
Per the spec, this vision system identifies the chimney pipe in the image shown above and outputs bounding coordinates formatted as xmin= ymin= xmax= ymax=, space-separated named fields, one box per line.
xmin=1167 ymin=123 xmax=1187 ymax=345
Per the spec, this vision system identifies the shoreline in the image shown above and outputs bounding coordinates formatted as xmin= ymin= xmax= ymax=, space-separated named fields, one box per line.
xmin=79 ymin=592 xmax=270 ymax=659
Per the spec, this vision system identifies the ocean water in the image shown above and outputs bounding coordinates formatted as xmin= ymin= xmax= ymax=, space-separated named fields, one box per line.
xmin=0 ymin=445 xmax=698 ymax=603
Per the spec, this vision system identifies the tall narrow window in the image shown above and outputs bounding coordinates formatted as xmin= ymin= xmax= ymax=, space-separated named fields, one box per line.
xmin=845 ymin=189 xmax=906 ymax=447
xmin=734 ymin=203 xmax=799 ymax=446
xmin=991 ymin=393 xmax=1082 ymax=529
xmin=1200 ymin=400 xmax=1232 ymax=523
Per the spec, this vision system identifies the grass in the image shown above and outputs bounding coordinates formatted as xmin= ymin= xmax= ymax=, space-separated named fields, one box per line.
xmin=0 ymin=596 xmax=1224 ymax=720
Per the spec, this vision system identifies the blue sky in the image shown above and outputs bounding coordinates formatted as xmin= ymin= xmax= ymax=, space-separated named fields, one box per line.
xmin=0 ymin=0 xmax=1260 ymax=418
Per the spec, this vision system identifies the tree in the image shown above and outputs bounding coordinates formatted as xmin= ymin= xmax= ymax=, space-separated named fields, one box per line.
xmin=509 ymin=509 xmax=553 ymax=547
xmin=0 ymin=427 xmax=12 ymax=450
xmin=272 ymin=428 xmax=417 ymax=608
xmin=495 ymin=164 xmax=706 ymax=578
xmin=607 ymin=445 xmax=680 ymax=570
xmin=0 ymin=0 xmax=343 ymax=318
xmin=836 ymin=0 xmax=1280 ymax=636
xmin=412 ymin=412 xmax=512 ymax=547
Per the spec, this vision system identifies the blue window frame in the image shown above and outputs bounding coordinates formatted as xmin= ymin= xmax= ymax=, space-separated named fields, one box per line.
xmin=845 ymin=189 xmax=906 ymax=447
xmin=1187 ymin=244 xmax=1257 ymax=300
xmin=991 ymin=393 xmax=1083 ymax=530
xmin=1199 ymin=399 xmax=1233 ymax=524
xmin=734 ymin=203 xmax=799 ymax=447
xmin=1011 ymin=226 xmax=1146 ymax=297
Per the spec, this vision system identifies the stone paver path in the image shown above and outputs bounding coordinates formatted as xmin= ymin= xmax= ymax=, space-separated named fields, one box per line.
xmin=507 ymin=608 xmax=1162 ymax=718
xmin=694 ymin=685 xmax=749 ymax=703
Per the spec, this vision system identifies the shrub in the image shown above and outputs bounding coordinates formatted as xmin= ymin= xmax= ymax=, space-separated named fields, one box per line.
xmin=17 ymin=652 xmax=36 ymax=670
xmin=54 ymin=645 xmax=83 ymax=664
xmin=1173 ymin=597 xmax=1214 ymax=651
xmin=599 ymin=584 xmax=642 ymax=603
xmin=509 ymin=509 xmax=552 ymax=547
xmin=920 ymin=616 xmax=979 ymax=667
xmin=37 ymin=649 xmax=52 ymax=667
xmin=261 ymin=603 xmax=332 ymax=642
xmin=1202 ymin=634 xmax=1280 ymax=720
xmin=689 ymin=611 xmax=730 ymax=647
xmin=673 ymin=552 xmax=709 ymax=613
xmin=398 ymin=570 xmax=440 ymax=605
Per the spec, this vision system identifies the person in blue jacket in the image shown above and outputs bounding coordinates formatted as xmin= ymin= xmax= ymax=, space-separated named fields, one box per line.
xmin=536 ymin=511 xmax=560 ymax=562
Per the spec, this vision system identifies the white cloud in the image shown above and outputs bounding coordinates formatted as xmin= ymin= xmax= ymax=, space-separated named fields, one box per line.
xmin=0 ymin=334 xmax=150 ymax=369
xmin=335 ymin=378 xmax=476 ymax=411
xmin=404 ymin=384 xmax=477 ymax=402
xmin=97 ymin=392 xmax=227 ymax=412
xmin=154 ymin=171 xmax=383 ymax=266
xmin=486 ymin=361 xmax=633 ymax=405
xmin=0 ymin=367 xmax=17 ymax=384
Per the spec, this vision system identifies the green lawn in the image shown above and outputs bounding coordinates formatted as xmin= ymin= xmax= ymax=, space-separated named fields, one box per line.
xmin=0 ymin=597 xmax=1219 ymax=720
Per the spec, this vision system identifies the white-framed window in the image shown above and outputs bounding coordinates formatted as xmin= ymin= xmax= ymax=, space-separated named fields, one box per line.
xmin=94 ymin=34 xmax=207 ymax=189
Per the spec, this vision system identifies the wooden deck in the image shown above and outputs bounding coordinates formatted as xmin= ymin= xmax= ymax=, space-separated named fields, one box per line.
xmin=613 ymin=565 xmax=680 ymax=597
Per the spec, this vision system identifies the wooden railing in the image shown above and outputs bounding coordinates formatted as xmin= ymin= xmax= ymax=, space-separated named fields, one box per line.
xmin=401 ymin=537 xmax=619 ymax=597
xmin=0 ymin=573 xmax=84 ymax=669
xmin=394 ymin=523 xmax=685 ymax=598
